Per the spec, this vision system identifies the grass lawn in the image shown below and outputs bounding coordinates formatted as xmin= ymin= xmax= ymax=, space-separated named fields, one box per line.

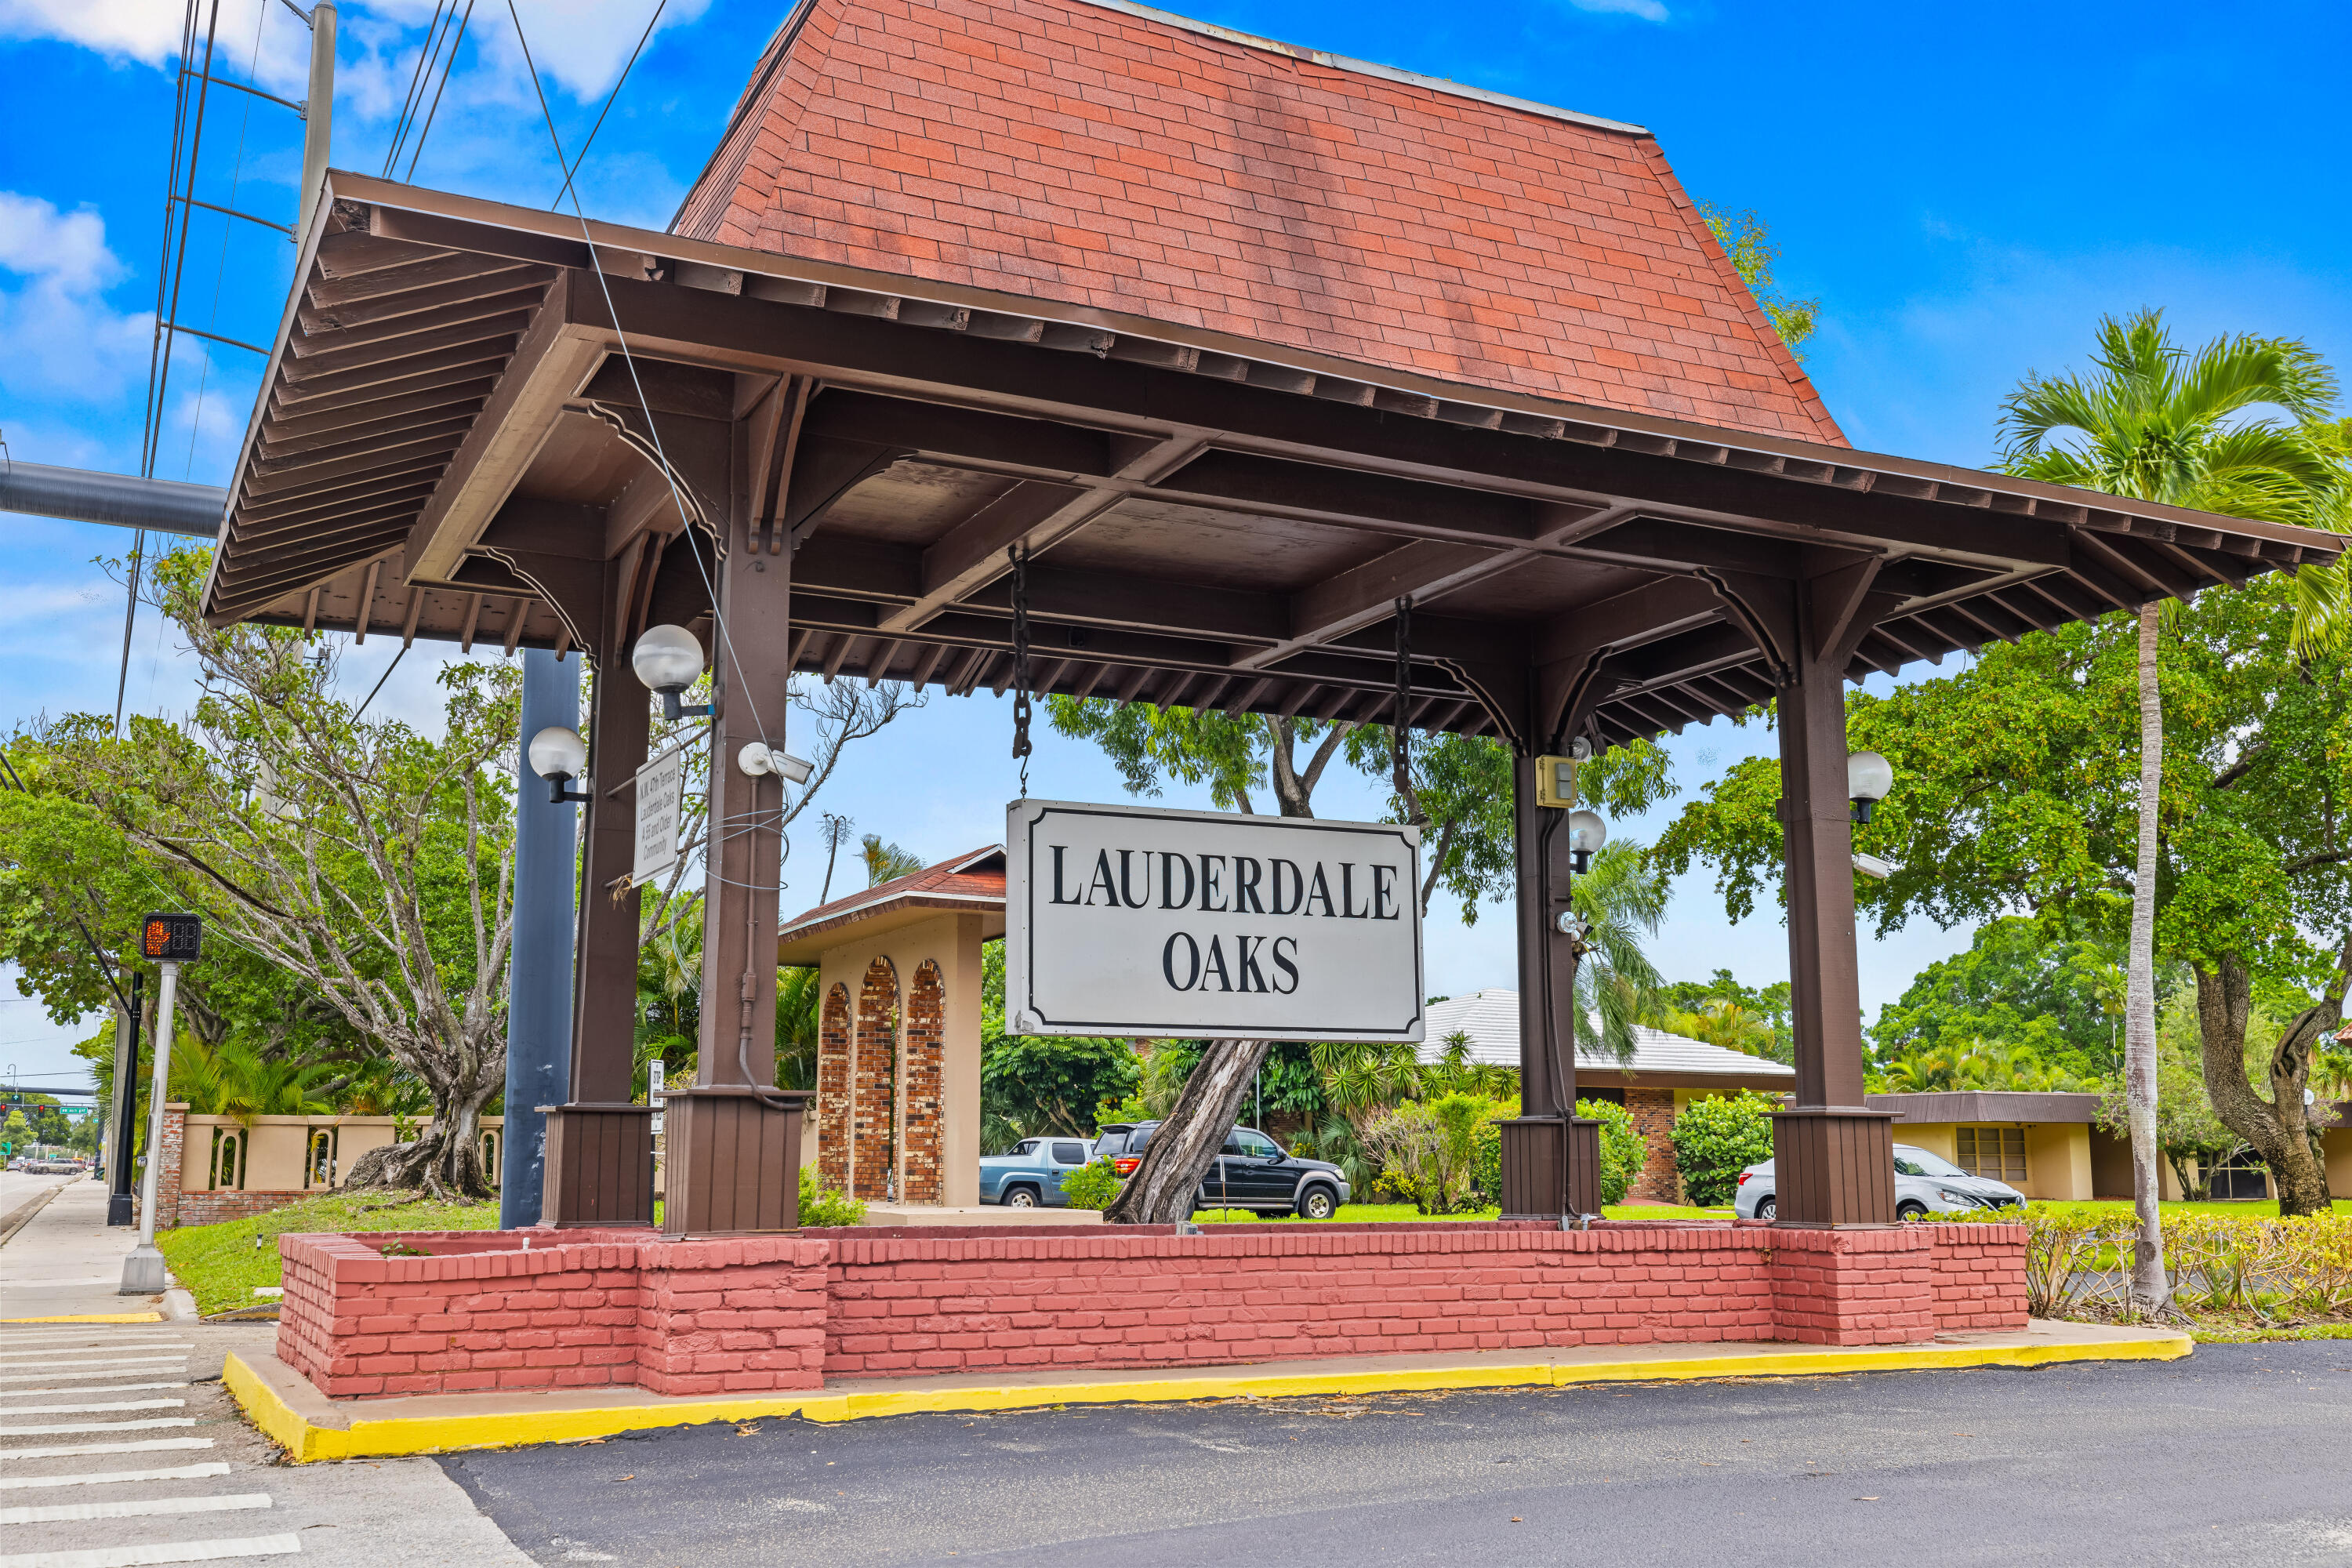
xmin=157 ymin=1190 xmax=500 ymax=1318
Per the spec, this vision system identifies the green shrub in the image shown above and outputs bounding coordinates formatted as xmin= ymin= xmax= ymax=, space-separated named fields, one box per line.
xmin=1062 ymin=1155 xmax=1123 ymax=1210
xmin=1577 ymin=1097 xmax=1650 ymax=1207
xmin=1667 ymin=1091 xmax=1777 ymax=1207
xmin=798 ymin=1163 xmax=866 ymax=1228
xmin=1363 ymin=1094 xmax=1509 ymax=1214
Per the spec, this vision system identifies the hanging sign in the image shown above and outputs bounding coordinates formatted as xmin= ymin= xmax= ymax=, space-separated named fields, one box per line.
xmin=1006 ymin=799 xmax=1422 ymax=1042
xmin=633 ymin=745 xmax=688 ymax=885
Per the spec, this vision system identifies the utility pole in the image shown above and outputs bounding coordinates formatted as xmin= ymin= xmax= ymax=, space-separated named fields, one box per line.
xmin=296 ymin=2 xmax=337 ymax=240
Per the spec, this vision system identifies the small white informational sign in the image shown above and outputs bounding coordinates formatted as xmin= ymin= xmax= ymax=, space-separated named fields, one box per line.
xmin=1006 ymin=798 xmax=1422 ymax=1043
xmin=632 ymin=745 xmax=687 ymax=886
xmin=648 ymin=1059 xmax=665 ymax=1137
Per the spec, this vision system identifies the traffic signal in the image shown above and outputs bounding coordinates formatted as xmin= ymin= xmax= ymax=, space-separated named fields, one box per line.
xmin=142 ymin=913 xmax=202 ymax=962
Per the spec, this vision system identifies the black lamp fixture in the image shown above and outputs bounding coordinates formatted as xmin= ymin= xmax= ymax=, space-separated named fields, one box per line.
xmin=633 ymin=624 xmax=711 ymax=722
xmin=527 ymin=726 xmax=591 ymax=804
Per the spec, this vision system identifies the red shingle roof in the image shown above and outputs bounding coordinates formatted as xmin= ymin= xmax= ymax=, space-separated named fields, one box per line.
xmin=776 ymin=846 xmax=1006 ymax=959
xmin=673 ymin=0 xmax=1845 ymax=443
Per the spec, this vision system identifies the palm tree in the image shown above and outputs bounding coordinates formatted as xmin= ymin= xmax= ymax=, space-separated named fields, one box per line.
xmin=1568 ymin=840 xmax=1668 ymax=1062
xmin=1998 ymin=310 xmax=2336 ymax=1310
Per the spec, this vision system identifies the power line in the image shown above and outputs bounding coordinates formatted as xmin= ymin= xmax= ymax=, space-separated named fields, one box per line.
xmin=405 ymin=2 xmax=474 ymax=181
xmin=383 ymin=2 xmax=455 ymax=176
xmin=550 ymin=0 xmax=665 ymax=210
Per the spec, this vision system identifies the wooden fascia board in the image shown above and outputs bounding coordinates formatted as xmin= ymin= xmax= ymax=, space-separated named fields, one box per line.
xmin=402 ymin=272 xmax=603 ymax=584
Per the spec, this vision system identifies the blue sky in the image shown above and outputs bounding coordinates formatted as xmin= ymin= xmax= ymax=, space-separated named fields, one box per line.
xmin=2 ymin=0 xmax=2347 ymax=1090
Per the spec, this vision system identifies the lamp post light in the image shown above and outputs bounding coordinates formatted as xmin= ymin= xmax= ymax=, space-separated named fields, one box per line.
xmin=1565 ymin=808 xmax=1607 ymax=877
xmin=1847 ymin=750 xmax=1893 ymax=824
xmin=526 ymin=726 xmax=592 ymax=804
xmin=631 ymin=624 xmax=711 ymax=722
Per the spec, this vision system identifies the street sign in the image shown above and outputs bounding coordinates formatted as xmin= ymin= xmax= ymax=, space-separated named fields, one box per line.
xmin=632 ymin=746 xmax=687 ymax=885
xmin=1005 ymin=798 xmax=1423 ymax=1043
xmin=141 ymin=913 xmax=201 ymax=962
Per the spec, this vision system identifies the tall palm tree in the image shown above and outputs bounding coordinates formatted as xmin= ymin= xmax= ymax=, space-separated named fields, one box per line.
xmin=1568 ymin=839 xmax=1668 ymax=1062
xmin=1998 ymin=310 xmax=2336 ymax=1311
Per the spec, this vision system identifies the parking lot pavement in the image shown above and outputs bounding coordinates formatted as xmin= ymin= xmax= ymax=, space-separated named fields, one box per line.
xmin=437 ymin=1342 xmax=2352 ymax=1567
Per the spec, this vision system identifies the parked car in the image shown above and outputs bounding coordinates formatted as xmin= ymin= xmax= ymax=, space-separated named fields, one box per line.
xmin=1094 ymin=1122 xmax=1351 ymax=1219
xmin=1733 ymin=1142 xmax=2027 ymax=1221
xmin=979 ymin=1136 xmax=1095 ymax=1207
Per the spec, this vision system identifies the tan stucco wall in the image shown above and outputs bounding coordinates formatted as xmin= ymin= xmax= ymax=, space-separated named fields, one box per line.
xmin=2326 ymin=1127 xmax=2351 ymax=1196
xmin=814 ymin=913 xmax=985 ymax=1207
xmin=1888 ymin=1121 xmax=2092 ymax=1200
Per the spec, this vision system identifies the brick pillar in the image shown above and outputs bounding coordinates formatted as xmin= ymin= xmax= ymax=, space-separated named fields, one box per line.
xmin=852 ymin=958 xmax=898 ymax=1200
xmin=1624 ymin=1088 xmax=1681 ymax=1203
xmin=902 ymin=961 xmax=946 ymax=1205
xmin=818 ymin=983 xmax=851 ymax=1194
xmin=155 ymin=1104 xmax=187 ymax=1232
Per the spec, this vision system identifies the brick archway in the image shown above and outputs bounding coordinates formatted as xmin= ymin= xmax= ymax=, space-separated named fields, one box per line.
xmin=852 ymin=956 xmax=899 ymax=1200
xmin=818 ymin=982 xmax=851 ymax=1193
xmin=902 ymin=960 xmax=946 ymax=1205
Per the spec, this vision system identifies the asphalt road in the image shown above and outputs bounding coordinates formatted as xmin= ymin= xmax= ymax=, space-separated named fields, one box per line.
xmin=437 ymin=1344 xmax=2352 ymax=1567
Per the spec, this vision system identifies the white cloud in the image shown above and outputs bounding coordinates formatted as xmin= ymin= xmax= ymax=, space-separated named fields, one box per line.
xmin=492 ymin=0 xmax=712 ymax=100
xmin=1567 ymin=0 xmax=1669 ymax=20
xmin=0 ymin=191 xmax=151 ymax=403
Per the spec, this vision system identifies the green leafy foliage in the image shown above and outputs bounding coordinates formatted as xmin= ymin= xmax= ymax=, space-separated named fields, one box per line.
xmin=1062 ymin=1155 xmax=1123 ymax=1210
xmin=1700 ymin=204 xmax=1818 ymax=355
xmin=1359 ymin=1092 xmax=1510 ymax=1214
xmin=1578 ymin=1096 xmax=1650 ymax=1207
xmin=1668 ymin=1092 xmax=1778 ymax=1208
xmin=978 ymin=939 xmax=1139 ymax=1148
xmin=798 ymin=1163 xmax=866 ymax=1227
xmin=1865 ymin=916 xmax=2125 ymax=1082
xmin=859 ymin=834 xmax=924 ymax=887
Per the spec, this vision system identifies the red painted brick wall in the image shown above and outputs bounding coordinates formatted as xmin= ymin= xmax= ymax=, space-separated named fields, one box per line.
xmin=1921 ymin=1224 xmax=2031 ymax=1332
xmin=852 ymin=957 xmax=898 ymax=1200
xmin=902 ymin=960 xmax=945 ymax=1206
xmin=277 ymin=1221 xmax=2029 ymax=1401
xmin=176 ymin=1189 xmax=315 ymax=1229
xmin=277 ymin=1229 xmax=829 ymax=1399
xmin=1762 ymin=1225 xmax=1936 ymax=1345
xmin=817 ymin=983 xmax=851 ymax=1193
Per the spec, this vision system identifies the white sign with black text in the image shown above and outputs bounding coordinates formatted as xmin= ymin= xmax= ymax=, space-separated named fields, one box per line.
xmin=633 ymin=745 xmax=687 ymax=886
xmin=1006 ymin=798 xmax=1422 ymax=1042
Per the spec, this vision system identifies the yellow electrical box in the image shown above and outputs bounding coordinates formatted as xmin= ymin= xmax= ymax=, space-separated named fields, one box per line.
xmin=1534 ymin=755 xmax=1577 ymax=809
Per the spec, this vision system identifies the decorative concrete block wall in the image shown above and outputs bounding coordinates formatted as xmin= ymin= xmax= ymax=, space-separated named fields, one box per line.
xmin=278 ymin=1221 xmax=2030 ymax=1402
xmin=851 ymin=957 xmax=897 ymax=1200
xmin=816 ymin=984 xmax=851 ymax=1194
xmin=901 ymin=961 xmax=946 ymax=1206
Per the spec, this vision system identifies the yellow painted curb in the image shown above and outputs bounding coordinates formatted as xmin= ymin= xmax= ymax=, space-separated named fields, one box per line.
xmin=0 ymin=1312 xmax=166 ymax=1324
xmin=226 ymin=1333 xmax=2194 ymax=1463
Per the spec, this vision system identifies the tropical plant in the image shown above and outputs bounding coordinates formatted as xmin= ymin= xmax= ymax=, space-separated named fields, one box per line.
xmin=859 ymin=834 xmax=925 ymax=887
xmin=1062 ymin=1155 xmax=1123 ymax=1211
xmin=169 ymin=1036 xmax=336 ymax=1124
xmin=797 ymin=1163 xmax=866 ymax=1228
xmin=1566 ymin=840 xmax=1668 ymax=1062
xmin=1357 ymin=1092 xmax=1505 ymax=1215
xmin=1700 ymin=204 xmax=1819 ymax=354
xmin=1997 ymin=309 xmax=2338 ymax=1306
xmin=1666 ymin=1092 xmax=1778 ymax=1208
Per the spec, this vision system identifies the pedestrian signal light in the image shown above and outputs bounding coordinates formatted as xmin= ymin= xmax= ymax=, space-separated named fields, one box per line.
xmin=142 ymin=913 xmax=202 ymax=962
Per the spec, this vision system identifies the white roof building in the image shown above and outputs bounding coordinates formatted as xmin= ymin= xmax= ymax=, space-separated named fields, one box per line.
xmin=1422 ymin=988 xmax=1798 ymax=1092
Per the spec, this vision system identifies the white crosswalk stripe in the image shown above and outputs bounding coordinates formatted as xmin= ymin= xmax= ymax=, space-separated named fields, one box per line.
xmin=0 ymin=1440 xmax=214 ymax=1461
xmin=0 ymin=1324 xmax=292 ymax=1568
xmin=0 ymin=1494 xmax=272 ymax=1526
xmin=0 ymin=1465 xmax=234 ymax=1492
xmin=0 ymin=1534 xmax=301 ymax=1566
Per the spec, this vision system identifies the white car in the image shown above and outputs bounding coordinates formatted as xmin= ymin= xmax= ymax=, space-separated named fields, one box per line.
xmin=1733 ymin=1142 xmax=2027 ymax=1221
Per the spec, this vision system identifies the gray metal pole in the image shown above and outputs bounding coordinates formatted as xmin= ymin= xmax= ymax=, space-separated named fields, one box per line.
xmin=0 ymin=462 xmax=223 ymax=536
xmin=501 ymin=648 xmax=579 ymax=1228
xmin=120 ymin=961 xmax=180 ymax=1294
xmin=297 ymin=3 xmax=336 ymax=241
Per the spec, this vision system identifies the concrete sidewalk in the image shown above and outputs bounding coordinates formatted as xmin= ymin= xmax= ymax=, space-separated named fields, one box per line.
xmin=227 ymin=1318 xmax=2191 ymax=1463
xmin=0 ymin=1173 xmax=172 ymax=1323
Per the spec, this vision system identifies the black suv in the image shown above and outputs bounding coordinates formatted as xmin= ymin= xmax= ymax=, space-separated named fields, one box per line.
xmin=1094 ymin=1122 xmax=1351 ymax=1219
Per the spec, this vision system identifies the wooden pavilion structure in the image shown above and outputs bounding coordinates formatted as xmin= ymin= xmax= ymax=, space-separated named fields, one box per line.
xmin=201 ymin=0 xmax=2343 ymax=1230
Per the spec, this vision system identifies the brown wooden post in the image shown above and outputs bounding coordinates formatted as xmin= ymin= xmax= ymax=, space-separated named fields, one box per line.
xmin=660 ymin=390 xmax=812 ymax=1235
xmin=541 ymin=551 xmax=655 ymax=1227
xmin=1766 ymin=575 xmax=1896 ymax=1225
xmin=1496 ymin=698 xmax=1600 ymax=1221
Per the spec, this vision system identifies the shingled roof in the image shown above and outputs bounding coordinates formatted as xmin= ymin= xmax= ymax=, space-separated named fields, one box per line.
xmin=673 ymin=0 xmax=1844 ymax=444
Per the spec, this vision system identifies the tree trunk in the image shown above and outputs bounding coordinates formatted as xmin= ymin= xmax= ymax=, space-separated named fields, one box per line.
xmin=2194 ymin=953 xmax=2336 ymax=1217
xmin=346 ymin=1080 xmax=499 ymax=1200
xmin=1105 ymin=1038 xmax=1270 ymax=1224
xmin=2124 ymin=603 xmax=2169 ymax=1310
